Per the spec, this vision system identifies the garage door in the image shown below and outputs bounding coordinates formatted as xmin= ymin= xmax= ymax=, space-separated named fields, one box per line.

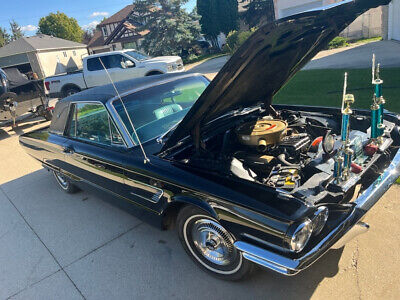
xmin=389 ymin=0 xmax=400 ymax=41
xmin=279 ymin=1 xmax=323 ymax=19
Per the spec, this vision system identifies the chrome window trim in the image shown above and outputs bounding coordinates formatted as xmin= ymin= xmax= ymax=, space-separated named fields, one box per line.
xmin=107 ymin=73 xmax=208 ymax=148
xmin=66 ymin=100 xmax=128 ymax=148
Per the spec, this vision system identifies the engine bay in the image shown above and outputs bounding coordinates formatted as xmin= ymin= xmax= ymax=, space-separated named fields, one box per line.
xmin=174 ymin=107 xmax=397 ymax=205
xmin=172 ymin=60 xmax=398 ymax=205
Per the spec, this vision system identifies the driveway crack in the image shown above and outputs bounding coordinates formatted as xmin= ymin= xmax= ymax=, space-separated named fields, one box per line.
xmin=0 ymin=187 xmax=86 ymax=300
xmin=352 ymin=240 xmax=362 ymax=300
xmin=63 ymin=222 xmax=143 ymax=269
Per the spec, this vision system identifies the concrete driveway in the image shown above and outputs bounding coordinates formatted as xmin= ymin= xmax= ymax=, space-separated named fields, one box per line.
xmin=304 ymin=40 xmax=400 ymax=70
xmin=186 ymin=41 xmax=400 ymax=78
xmin=0 ymin=117 xmax=399 ymax=299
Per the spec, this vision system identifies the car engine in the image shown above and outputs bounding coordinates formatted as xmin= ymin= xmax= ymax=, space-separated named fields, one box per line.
xmin=177 ymin=107 xmax=396 ymax=205
xmin=174 ymin=61 xmax=398 ymax=205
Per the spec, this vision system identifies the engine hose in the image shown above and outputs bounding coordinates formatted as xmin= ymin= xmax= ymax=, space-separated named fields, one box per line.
xmin=277 ymin=154 xmax=298 ymax=167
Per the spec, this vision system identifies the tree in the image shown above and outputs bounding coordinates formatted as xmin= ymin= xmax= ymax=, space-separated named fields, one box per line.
xmin=197 ymin=0 xmax=219 ymax=47
xmin=38 ymin=12 xmax=84 ymax=42
xmin=239 ymin=0 xmax=275 ymax=27
xmin=9 ymin=20 xmax=24 ymax=41
xmin=131 ymin=0 xmax=201 ymax=56
xmin=217 ymin=0 xmax=238 ymax=35
xmin=197 ymin=0 xmax=238 ymax=47
xmin=82 ymin=29 xmax=94 ymax=45
xmin=0 ymin=27 xmax=10 ymax=47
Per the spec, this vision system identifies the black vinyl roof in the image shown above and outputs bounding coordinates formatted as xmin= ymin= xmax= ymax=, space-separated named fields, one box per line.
xmin=59 ymin=72 xmax=200 ymax=105
xmin=50 ymin=72 xmax=202 ymax=135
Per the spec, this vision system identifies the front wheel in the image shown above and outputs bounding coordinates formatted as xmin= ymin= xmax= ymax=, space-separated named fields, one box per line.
xmin=53 ymin=170 xmax=79 ymax=194
xmin=177 ymin=206 xmax=253 ymax=280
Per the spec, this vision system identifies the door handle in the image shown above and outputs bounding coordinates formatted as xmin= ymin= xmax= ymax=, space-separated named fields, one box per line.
xmin=63 ymin=146 xmax=74 ymax=154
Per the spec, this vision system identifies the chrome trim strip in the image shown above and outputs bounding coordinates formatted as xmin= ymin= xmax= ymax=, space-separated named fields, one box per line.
xmin=331 ymin=222 xmax=369 ymax=250
xmin=235 ymin=148 xmax=400 ymax=275
xmin=105 ymin=100 xmax=135 ymax=148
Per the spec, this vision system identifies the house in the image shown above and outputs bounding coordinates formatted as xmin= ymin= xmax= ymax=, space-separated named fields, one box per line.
xmin=273 ymin=0 xmax=387 ymax=40
xmin=0 ymin=34 xmax=88 ymax=79
xmin=88 ymin=5 xmax=148 ymax=54
xmin=273 ymin=0 xmax=339 ymax=19
xmin=387 ymin=0 xmax=400 ymax=40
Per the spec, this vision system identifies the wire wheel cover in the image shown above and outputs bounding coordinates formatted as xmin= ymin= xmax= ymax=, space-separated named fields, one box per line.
xmin=191 ymin=219 xmax=237 ymax=266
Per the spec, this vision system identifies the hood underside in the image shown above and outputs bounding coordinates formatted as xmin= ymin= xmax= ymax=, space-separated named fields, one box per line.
xmin=162 ymin=0 xmax=390 ymax=151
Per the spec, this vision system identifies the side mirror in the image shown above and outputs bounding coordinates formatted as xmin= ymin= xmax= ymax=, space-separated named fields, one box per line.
xmin=125 ymin=60 xmax=135 ymax=68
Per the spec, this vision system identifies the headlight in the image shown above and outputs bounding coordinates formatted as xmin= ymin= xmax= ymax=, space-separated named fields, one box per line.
xmin=1 ymin=77 xmax=6 ymax=87
xmin=288 ymin=219 xmax=313 ymax=253
xmin=312 ymin=206 xmax=329 ymax=235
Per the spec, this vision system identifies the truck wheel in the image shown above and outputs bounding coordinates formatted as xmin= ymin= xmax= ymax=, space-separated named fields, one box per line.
xmin=146 ymin=71 xmax=163 ymax=76
xmin=36 ymin=105 xmax=52 ymax=121
xmin=63 ymin=86 xmax=80 ymax=98
xmin=53 ymin=170 xmax=79 ymax=194
xmin=177 ymin=206 xmax=254 ymax=281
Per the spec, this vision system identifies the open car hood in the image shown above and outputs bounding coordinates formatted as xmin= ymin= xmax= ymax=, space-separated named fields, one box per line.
xmin=162 ymin=0 xmax=390 ymax=151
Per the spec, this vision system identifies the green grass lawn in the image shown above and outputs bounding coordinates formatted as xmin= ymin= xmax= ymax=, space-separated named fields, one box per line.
xmin=274 ymin=68 xmax=400 ymax=113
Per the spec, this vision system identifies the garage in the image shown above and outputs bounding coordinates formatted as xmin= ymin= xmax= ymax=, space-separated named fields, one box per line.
xmin=388 ymin=0 xmax=400 ymax=40
xmin=278 ymin=0 xmax=323 ymax=19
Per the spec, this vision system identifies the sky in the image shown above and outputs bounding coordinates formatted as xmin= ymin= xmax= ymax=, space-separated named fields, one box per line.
xmin=0 ymin=0 xmax=196 ymax=37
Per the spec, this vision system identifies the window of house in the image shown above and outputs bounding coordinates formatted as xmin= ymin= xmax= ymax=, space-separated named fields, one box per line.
xmin=68 ymin=103 xmax=124 ymax=146
xmin=63 ymin=51 xmax=67 ymax=57
xmin=102 ymin=26 xmax=108 ymax=37
xmin=73 ymin=50 xmax=77 ymax=56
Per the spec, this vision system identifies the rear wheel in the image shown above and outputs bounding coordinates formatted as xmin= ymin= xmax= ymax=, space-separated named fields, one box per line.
xmin=63 ymin=86 xmax=80 ymax=98
xmin=53 ymin=170 xmax=79 ymax=194
xmin=177 ymin=206 xmax=253 ymax=281
xmin=36 ymin=105 xmax=53 ymax=121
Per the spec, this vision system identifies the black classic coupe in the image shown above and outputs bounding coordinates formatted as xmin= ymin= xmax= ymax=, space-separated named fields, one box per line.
xmin=1 ymin=67 xmax=51 ymax=127
xmin=20 ymin=0 xmax=399 ymax=280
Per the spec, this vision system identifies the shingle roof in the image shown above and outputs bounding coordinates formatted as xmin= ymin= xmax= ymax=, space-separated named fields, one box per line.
xmin=0 ymin=34 xmax=87 ymax=57
xmin=87 ymin=30 xmax=105 ymax=48
xmin=100 ymin=5 xmax=135 ymax=25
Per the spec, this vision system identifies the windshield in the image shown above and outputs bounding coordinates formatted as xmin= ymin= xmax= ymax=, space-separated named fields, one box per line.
xmin=125 ymin=50 xmax=151 ymax=61
xmin=112 ymin=76 xmax=209 ymax=144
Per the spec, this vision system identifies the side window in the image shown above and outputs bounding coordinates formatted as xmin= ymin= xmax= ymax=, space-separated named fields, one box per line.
xmin=105 ymin=55 xmax=133 ymax=69
xmin=86 ymin=55 xmax=133 ymax=71
xmin=87 ymin=58 xmax=103 ymax=71
xmin=68 ymin=103 xmax=124 ymax=146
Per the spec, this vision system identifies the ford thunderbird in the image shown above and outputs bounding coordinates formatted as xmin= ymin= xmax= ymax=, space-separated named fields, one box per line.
xmin=19 ymin=0 xmax=399 ymax=280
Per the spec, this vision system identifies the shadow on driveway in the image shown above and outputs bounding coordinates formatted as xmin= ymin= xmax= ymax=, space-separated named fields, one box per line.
xmin=0 ymin=118 xmax=48 ymax=141
xmin=1 ymin=168 xmax=345 ymax=299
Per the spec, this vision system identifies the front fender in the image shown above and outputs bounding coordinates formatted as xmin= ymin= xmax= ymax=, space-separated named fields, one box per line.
xmin=170 ymin=194 xmax=218 ymax=219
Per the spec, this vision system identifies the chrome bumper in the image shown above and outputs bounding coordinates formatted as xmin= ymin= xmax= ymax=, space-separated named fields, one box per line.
xmin=235 ymin=148 xmax=400 ymax=276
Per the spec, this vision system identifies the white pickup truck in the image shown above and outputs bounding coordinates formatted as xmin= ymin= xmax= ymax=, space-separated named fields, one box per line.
xmin=44 ymin=50 xmax=185 ymax=98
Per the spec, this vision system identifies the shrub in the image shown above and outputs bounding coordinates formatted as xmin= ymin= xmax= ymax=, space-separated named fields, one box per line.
xmin=225 ymin=28 xmax=257 ymax=54
xmin=328 ymin=37 xmax=349 ymax=49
